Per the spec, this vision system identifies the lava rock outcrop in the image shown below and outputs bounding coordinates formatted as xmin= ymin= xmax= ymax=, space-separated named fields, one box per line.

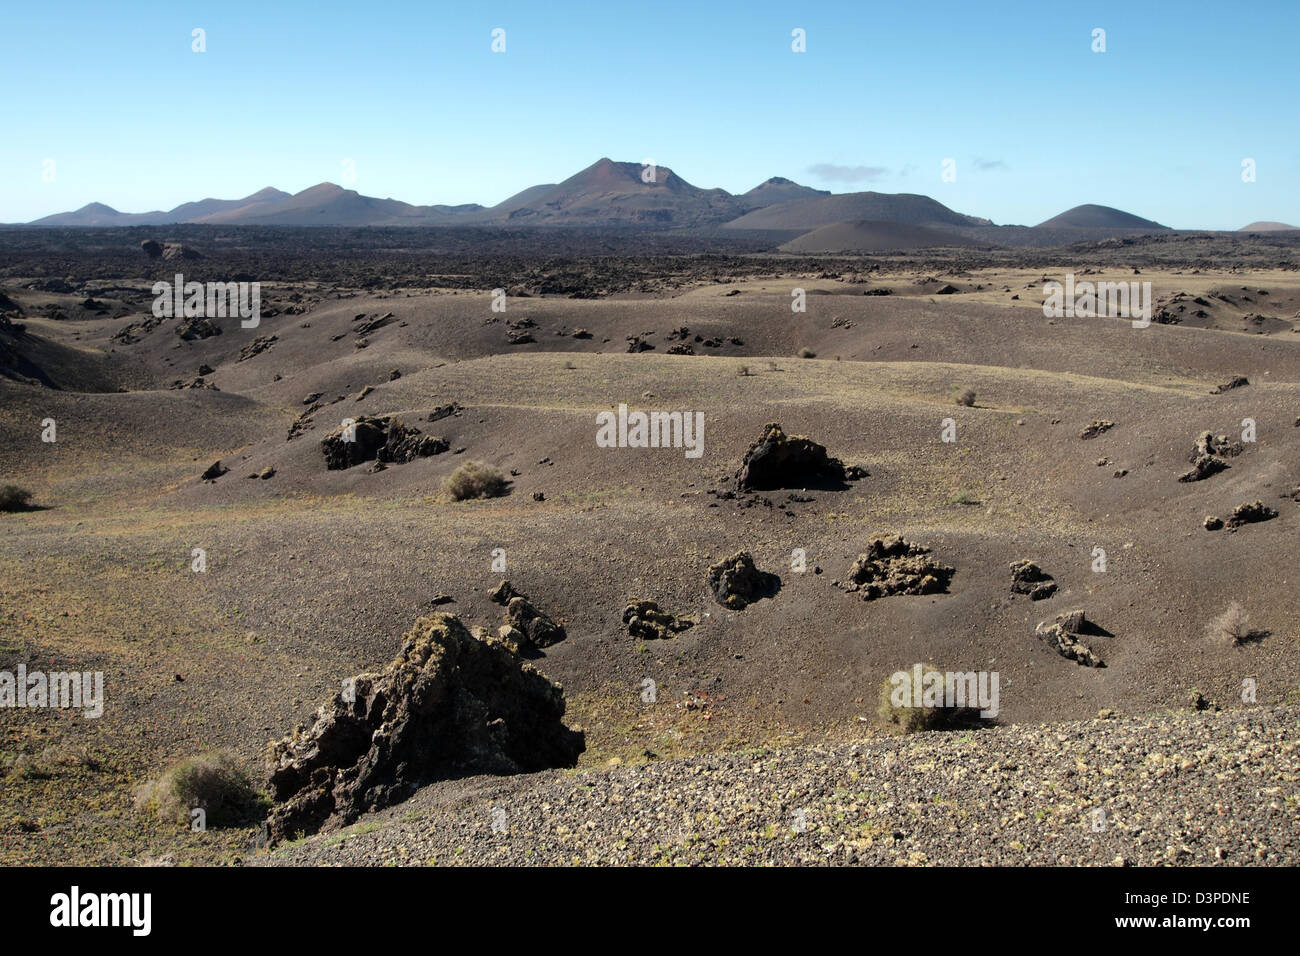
xmin=490 ymin=580 xmax=567 ymax=650
xmin=735 ymin=423 xmax=866 ymax=491
xmin=706 ymin=551 xmax=780 ymax=610
xmin=837 ymin=536 xmax=954 ymax=600
xmin=264 ymin=612 xmax=584 ymax=842
xmin=622 ymin=600 xmax=697 ymax=640
xmin=320 ymin=416 xmax=449 ymax=470
xmin=1009 ymin=560 xmax=1057 ymax=601
xmin=1035 ymin=610 xmax=1105 ymax=667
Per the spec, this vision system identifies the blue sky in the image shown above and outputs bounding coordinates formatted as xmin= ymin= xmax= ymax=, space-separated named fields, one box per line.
xmin=3 ymin=0 xmax=1297 ymax=228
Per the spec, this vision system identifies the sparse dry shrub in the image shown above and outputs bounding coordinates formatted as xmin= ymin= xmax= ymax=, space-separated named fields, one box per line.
xmin=0 ymin=484 xmax=34 ymax=512
xmin=445 ymin=460 xmax=510 ymax=501
xmin=956 ymin=388 xmax=976 ymax=407
xmin=134 ymin=751 xmax=262 ymax=827
xmin=797 ymin=347 xmax=816 ymax=359
xmin=1207 ymin=601 xmax=1250 ymax=646
xmin=877 ymin=663 xmax=983 ymax=733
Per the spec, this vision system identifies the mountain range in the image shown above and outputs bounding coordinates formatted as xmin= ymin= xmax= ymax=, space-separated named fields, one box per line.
xmin=29 ymin=159 xmax=829 ymax=229
xmin=20 ymin=156 xmax=1281 ymax=239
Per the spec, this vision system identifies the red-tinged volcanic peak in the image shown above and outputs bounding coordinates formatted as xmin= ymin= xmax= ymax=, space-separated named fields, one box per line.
xmin=482 ymin=157 xmax=745 ymax=226
xmin=556 ymin=157 xmax=693 ymax=193
xmin=166 ymin=188 xmax=291 ymax=222
xmin=545 ymin=158 xmax=695 ymax=199
xmin=245 ymin=187 xmax=292 ymax=202
xmin=1239 ymin=220 xmax=1299 ymax=232
xmin=491 ymin=182 xmax=560 ymax=213
xmin=1035 ymin=204 xmax=1168 ymax=230
xmin=741 ymin=177 xmax=830 ymax=209
xmin=192 ymin=184 xmax=412 ymax=226
xmin=275 ymin=183 xmax=350 ymax=208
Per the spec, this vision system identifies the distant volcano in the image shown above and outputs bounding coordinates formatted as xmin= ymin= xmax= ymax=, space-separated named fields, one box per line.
xmin=1034 ymin=204 xmax=1169 ymax=230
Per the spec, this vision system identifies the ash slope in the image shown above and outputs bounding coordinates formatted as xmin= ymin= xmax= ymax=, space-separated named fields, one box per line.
xmin=269 ymin=704 xmax=1300 ymax=866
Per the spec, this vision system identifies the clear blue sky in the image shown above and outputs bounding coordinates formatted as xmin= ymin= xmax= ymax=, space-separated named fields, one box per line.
xmin=3 ymin=0 xmax=1297 ymax=228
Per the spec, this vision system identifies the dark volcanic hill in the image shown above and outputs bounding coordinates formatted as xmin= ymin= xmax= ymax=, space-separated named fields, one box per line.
xmin=740 ymin=176 xmax=831 ymax=210
xmin=722 ymin=191 xmax=992 ymax=233
xmin=18 ymin=160 xmax=854 ymax=230
xmin=19 ymin=161 xmax=1177 ymax=237
xmin=31 ymin=202 xmax=169 ymax=227
xmin=779 ymin=219 xmax=990 ymax=253
xmin=31 ymin=188 xmax=292 ymax=227
xmin=166 ymin=187 xmax=292 ymax=223
xmin=1035 ymin=204 xmax=1169 ymax=231
xmin=191 ymin=183 xmax=484 ymax=226
xmin=479 ymin=157 xmax=744 ymax=226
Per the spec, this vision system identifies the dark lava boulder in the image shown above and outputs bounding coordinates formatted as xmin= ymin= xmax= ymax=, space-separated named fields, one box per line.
xmin=1035 ymin=610 xmax=1105 ymax=668
xmin=140 ymin=239 xmax=163 ymax=259
xmin=1227 ymin=500 xmax=1277 ymax=527
xmin=622 ymin=600 xmax=697 ymax=640
xmin=1179 ymin=431 xmax=1243 ymax=482
xmin=322 ymin=417 xmax=387 ymax=468
xmin=706 ymin=551 xmax=780 ymax=609
xmin=176 ymin=316 xmax=221 ymax=340
xmin=837 ymin=536 xmax=954 ymax=600
xmin=428 ymin=402 xmax=461 ymax=423
xmin=320 ymin=416 xmax=449 ymax=470
xmin=237 ymin=335 xmax=277 ymax=361
xmin=161 ymin=242 xmax=202 ymax=261
xmin=1180 ymin=455 xmax=1228 ymax=482
xmin=1079 ymin=420 xmax=1114 ymax=440
xmin=1193 ymin=431 xmax=1244 ymax=459
xmin=735 ymin=422 xmax=865 ymax=491
xmin=1009 ymin=559 xmax=1057 ymax=601
xmin=1210 ymin=376 xmax=1249 ymax=394
xmin=490 ymin=580 xmax=566 ymax=649
xmin=264 ymin=612 xmax=584 ymax=843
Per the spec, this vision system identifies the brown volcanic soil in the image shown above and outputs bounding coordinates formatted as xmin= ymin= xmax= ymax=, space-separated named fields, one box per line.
xmin=1 ymin=231 xmax=1299 ymax=865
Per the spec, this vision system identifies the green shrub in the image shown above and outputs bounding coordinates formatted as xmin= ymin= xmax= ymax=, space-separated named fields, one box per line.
xmin=445 ymin=461 xmax=510 ymax=501
xmin=134 ymin=751 xmax=263 ymax=828
xmin=877 ymin=663 xmax=984 ymax=733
